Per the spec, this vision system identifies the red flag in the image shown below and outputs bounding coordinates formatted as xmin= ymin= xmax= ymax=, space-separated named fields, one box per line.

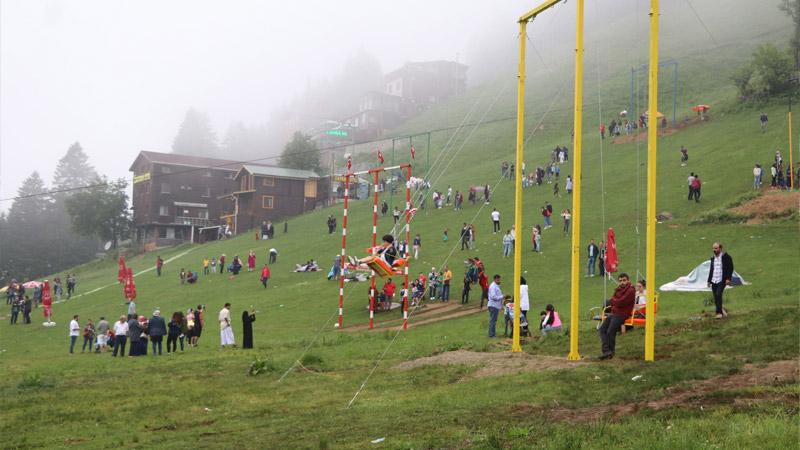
xmin=605 ymin=228 xmax=619 ymax=273
xmin=377 ymin=149 xmax=384 ymax=164
xmin=410 ymin=144 xmax=416 ymax=160
xmin=346 ymin=155 xmax=352 ymax=171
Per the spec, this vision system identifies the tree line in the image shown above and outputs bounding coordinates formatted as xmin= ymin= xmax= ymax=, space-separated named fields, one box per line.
xmin=0 ymin=143 xmax=131 ymax=283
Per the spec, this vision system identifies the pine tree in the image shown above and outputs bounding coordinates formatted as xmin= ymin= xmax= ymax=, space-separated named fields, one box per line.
xmin=172 ymin=108 xmax=219 ymax=157
xmin=3 ymin=172 xmax=55 ymax=278
xmin=52 ymin=142 xmax=98 ymax=193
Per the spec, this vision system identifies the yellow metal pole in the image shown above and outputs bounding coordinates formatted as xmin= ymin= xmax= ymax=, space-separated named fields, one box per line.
xmin=789 ymin=110 xmax=794 ymax=190
xmin=567 ymin=0 xmax=585 ymax=361
xmin=512 ymin=20 xmax=527 ymax=353
xmin=644 ymin=0 xmax=659 ymax=362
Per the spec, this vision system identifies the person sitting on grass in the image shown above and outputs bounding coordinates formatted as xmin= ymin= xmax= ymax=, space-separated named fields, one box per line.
xmin=186 ymin=270 xmax=198 ymax=284
xmin=540 ymin=304 xmax=562 ymax=336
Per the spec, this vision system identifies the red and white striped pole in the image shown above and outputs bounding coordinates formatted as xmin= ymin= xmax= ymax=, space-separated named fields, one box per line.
xmin=338 ymin=174 xmax=350 ymax=329
xmin=369 ymin=170 xmax=379 ymax=329
xmin=403 ymin=164 xmax=412 ymax=329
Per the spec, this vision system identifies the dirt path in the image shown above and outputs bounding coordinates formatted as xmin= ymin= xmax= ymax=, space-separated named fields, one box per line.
xmin=396 ymin=350 xmax=586 ymax=379
xmin=731 ymin=190 xmax=798 ymax=224
xmin=342 ymin=302 xmax=470 ymax=332
xmin=511 ymin=360 xmax=799 ymax=423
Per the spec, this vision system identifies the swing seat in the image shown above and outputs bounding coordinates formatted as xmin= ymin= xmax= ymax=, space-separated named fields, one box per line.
xmin=366 ymin=258 xmax=407 ymax=277
xmin=624 ymin=295 xmax=659 ymax=328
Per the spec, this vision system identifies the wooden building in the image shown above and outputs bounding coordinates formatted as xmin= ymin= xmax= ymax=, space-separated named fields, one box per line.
xmin=222 ymin=165 xmax=327 ymax=233
xmin=129 ymin=151 xmax=326 ymax=248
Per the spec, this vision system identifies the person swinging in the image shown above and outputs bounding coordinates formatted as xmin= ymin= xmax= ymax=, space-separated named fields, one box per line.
xmin=348 ymin=234 xmax=407 ymax=277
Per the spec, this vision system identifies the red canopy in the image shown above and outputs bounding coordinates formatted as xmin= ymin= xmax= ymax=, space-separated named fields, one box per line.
xmin=606 ymin=228 xmax=619 ymax=274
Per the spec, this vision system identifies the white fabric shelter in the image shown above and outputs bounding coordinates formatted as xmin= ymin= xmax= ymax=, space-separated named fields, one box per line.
xmin=659 ymin=260 xmax=749 ymax=292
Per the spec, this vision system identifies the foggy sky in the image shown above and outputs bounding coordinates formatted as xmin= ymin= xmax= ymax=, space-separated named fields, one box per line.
xmin=0 ymin=0 xmax=790 ymax=205
xmin=0 ymin=0 xmax=536 ymax=204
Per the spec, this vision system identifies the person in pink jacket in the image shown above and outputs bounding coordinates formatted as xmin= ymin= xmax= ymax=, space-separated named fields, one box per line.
xmin=540 ymin=304 xmax=562 ymax=336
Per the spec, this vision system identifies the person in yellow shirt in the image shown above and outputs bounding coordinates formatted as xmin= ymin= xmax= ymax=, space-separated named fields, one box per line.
xmin=203 ymin=258 xmax=210 ymax=275
xmin=441 ymin=266 xmax=453 ymax=302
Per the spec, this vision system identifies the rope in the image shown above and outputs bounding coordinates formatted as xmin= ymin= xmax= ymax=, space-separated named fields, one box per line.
xmin=592 ymin=0 xmax=609 ymax=300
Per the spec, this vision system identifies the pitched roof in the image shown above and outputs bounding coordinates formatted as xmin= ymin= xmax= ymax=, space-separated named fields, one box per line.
xmin=129 ymin=151 xmax=273 ymax=172
xmin=238 ymin=164 xmax=320 ymax=180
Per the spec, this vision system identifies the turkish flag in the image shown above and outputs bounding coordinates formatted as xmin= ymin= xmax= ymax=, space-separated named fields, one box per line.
xmin=410 ymin=144 xmax=416 ymax=160
xmin=377 ymin=149 xmax=384 ymax=164
xmin=605 ymin=228 xmax=619 ymax=273
xmin=346 ymin=155 xmax=352 ymax=171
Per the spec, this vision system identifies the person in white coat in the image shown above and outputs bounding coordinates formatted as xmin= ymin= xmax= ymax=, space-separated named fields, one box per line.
xmin=519 ymin=277 xmax=530 ymax=322
xmin=219 ymin=303 xmax=235 ymax=347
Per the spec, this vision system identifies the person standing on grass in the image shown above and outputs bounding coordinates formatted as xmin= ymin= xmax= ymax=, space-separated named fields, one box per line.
xmin=269 ymin=248 xmax=278 ymax=265
xmin=484 ymin=184 xmax=491 ymax=204
xmin=167 ymin=312 xmax=183 ymax=353
xmin=760 ymin=112 xmax=768 ymax=132
xmin=219 ymin=303 xmax=235 ymax=348
xmin=753 ymin=164 xmax=762 ymax=189
xmin=707 ymin=242 xmax=734 ymax=319
xmin=412 ymin=234 xmax=421 ymax=260
xmin=599 ymin=123 xmax=606 ymax=139
xmin=247 ymin=251 xmax=256 ymax=272
xmin=191 ymin=305 xmax=204 ymax=347
xmin=67 ymin=274 xmax=76 ymax=299
xmin=69 ymin=315 xmax=80 ymax=354
xmin=242 ymin=307 xmax=256 ymax=349
xmin=461 ymin=273 xmax=471 ymax=304
xmin=148 ymin=310 xmax=166 ymax=356
xmin=219 ymin=254 xmax=226 ymax=275
xmin=478 ymin=270 xmax=490 ymax=310
xmin=260 ymin=264 xmax=271 ymax=288
xmin=392 ymin=207 xmax=401 ymax=224
xmin=127 ymin=315 xmax=142 ymax=356
xmin=597 ymin=272 xmax=635 ymax=360
xmin=561 ymin=209 xmax=572 ymax=233
xmin=441 ymin=266 xmax=452 ymax=302
xmin=680 ymin=146 xmax=689 ymax=166
xmin=491 ymin=208 xmax=501 ymax=234
xmin=156 ymin=256 xmax=164 ymax=277
xmin=96 ymin=317 xmax=110 ymax=353
xmin=81 ymin=319 xmax=95 ymax=353
xmin=203 ymin=257 xmax=210 ymax=275
xmin=566 ymin=176 xmax=573 ymax=195
xmin=519 ymin=277 xmax=530 ymax=323
xmin=687 ymin=172 xmax=696 ymax=200
xmin=692 ymin=174 xmax=702 ymax=202
xmin=542 ymin=205 xmax=552 ymax=230
xmin=487 ymin=275 xmax=504 ymax=338
xmin=23 ymin=296 xmax=31 ymax=324
xmin=127 ymin=299 xmax=136 ymax=320
xmin=587 ymin=239 xmax=599 ymax=277
xmin=553 ymin=181 xmax=560 ymax=198
xmin=113 ymin=315 xmax=128 ymax=357
xmin=502 ymin=230 xmax=513 ymax=258
xmin=381 ymin=201 xmax=389 ymax=217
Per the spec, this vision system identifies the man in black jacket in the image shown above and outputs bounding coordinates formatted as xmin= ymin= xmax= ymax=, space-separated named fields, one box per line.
xmin=587 ymin=240 xmax=600 ymax=277
xmin=147 ymin=311 xmax=167 ymax=355
xmin=707 ymin=242 xmax=734 ymax=319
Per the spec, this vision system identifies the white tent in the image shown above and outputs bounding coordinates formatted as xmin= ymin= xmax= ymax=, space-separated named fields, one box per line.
xmin=659 ymin=260 xmax=749 ymax=292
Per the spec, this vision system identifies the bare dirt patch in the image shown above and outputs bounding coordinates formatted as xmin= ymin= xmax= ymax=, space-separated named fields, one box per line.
xmin=512 ymin=359 xmax=799 ymax=424
xmin=731 ymin=190 xmax=798 ymax=224
xmin=396 ymin=350 xmax=585 ymax=379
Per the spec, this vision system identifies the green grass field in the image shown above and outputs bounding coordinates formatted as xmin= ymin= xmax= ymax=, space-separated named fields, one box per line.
xmin=1 ymin=2 xmax=799 ymax=449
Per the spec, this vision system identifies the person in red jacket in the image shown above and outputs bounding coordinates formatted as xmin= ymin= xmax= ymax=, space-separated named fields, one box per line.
xmin=260 ymin=264 xmax=270 ymax=289
xmin=598 ymin=272 xmax=635 ymax=360
xmin=478 ymin=270 xmax=490 ymax=310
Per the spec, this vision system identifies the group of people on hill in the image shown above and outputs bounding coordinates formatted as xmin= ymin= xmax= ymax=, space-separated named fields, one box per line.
xmin=70 ymin=300 xmax=259 ymax=356
xmin=756 ymin=150 xmax=798 ymax=190
xmin=6 ymin=275 xmax=76 ymax=325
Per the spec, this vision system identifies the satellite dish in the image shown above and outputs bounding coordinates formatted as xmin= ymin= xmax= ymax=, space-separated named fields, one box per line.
xmin=104 ymin=241 xmax=112 ymax=251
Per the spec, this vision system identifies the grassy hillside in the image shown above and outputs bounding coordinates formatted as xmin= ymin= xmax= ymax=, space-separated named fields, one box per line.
xmin=1 ymin=2 xmax=798 ymax=449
